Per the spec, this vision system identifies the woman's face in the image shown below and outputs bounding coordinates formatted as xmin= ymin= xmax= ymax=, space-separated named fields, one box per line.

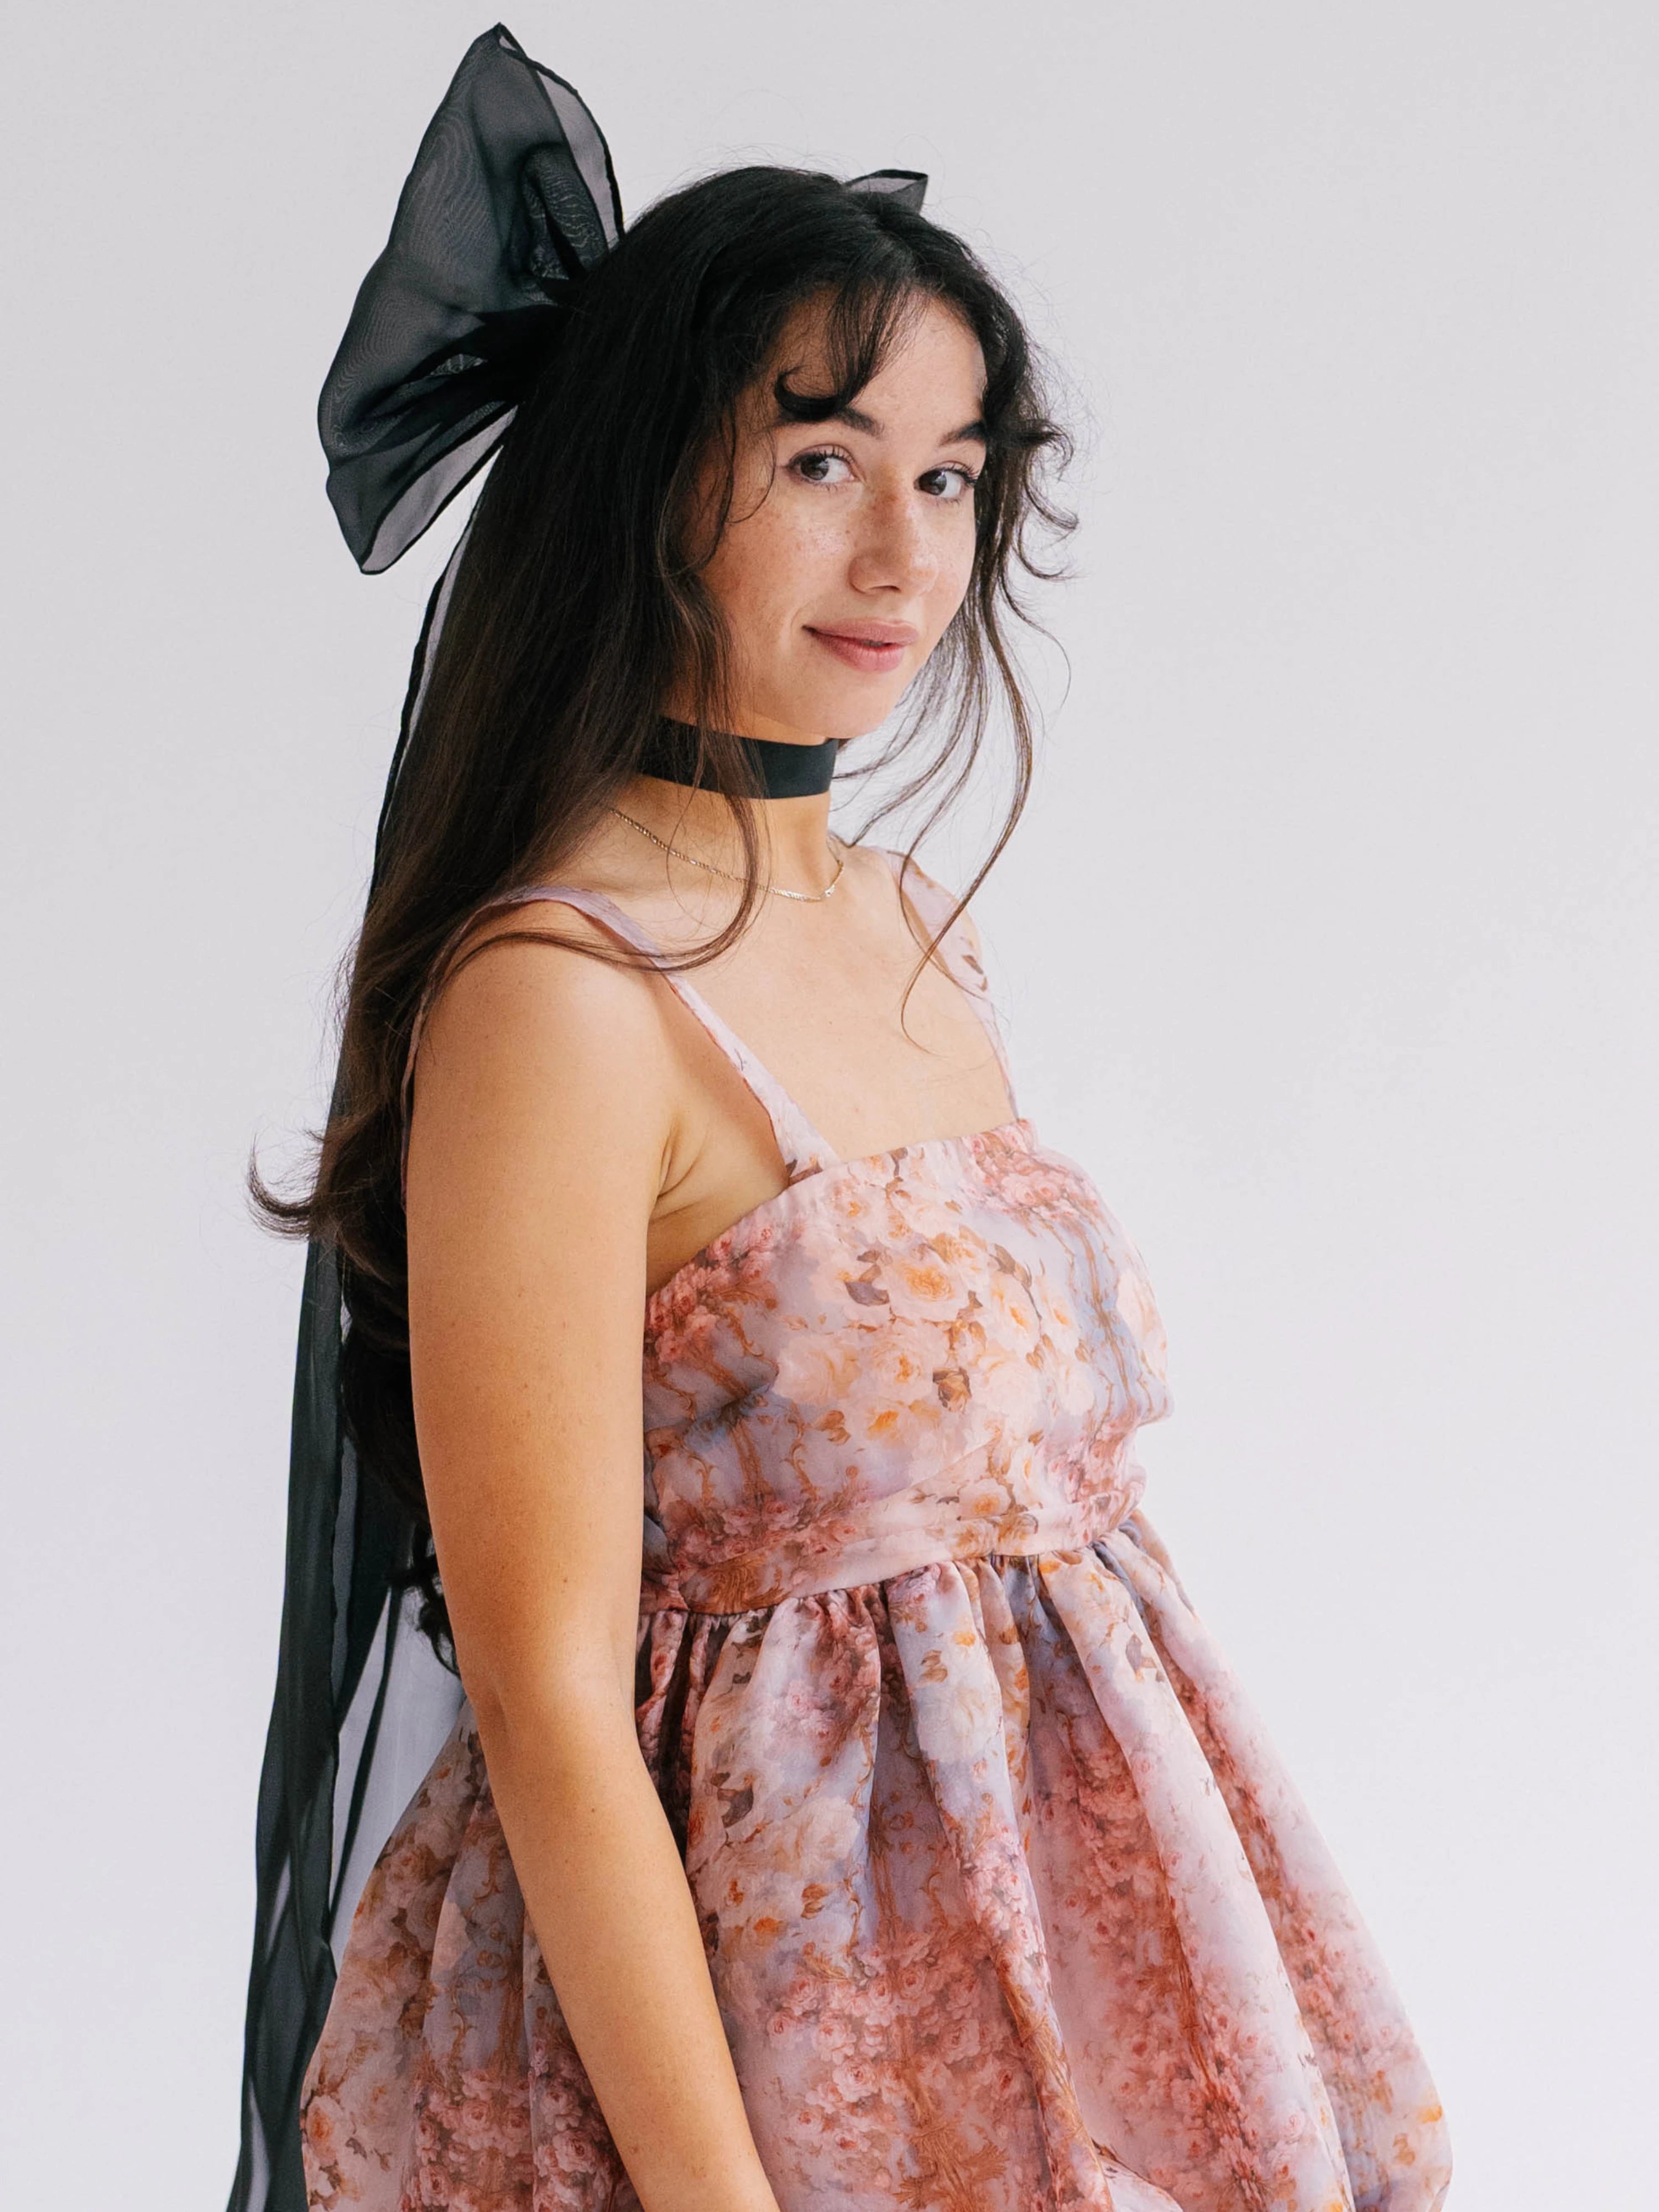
xmin=690 ymin=295 xmax=988 ymax=744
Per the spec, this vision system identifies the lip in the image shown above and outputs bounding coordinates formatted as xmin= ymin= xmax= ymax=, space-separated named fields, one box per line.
xmin=806 ymin=622 xmax=919 ymax=675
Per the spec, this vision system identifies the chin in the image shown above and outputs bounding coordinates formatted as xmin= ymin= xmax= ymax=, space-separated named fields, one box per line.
xmin=768 ymin=677 xmax=912 ymax=746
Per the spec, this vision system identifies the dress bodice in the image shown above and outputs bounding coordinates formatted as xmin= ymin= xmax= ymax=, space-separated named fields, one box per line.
xmin=640 ymin=1119 xmax=1170 ymax=1613
xmin=448 ymin=854 xmax=1173 ymax=1615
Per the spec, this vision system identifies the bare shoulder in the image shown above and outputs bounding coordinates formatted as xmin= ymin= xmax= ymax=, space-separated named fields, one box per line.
xmin=411 ymin=899 xmax=676 ymax=1135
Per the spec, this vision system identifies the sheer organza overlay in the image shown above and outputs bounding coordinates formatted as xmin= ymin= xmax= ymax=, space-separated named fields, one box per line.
xmin=299 ymin=866 xmax=1451 ymax=2212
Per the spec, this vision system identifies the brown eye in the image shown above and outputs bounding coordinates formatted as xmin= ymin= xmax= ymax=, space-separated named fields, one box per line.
xmin=920 ymin=466 xmax=977 ymax=502
xmin=789 ymin=448 xmax=854 ymax=486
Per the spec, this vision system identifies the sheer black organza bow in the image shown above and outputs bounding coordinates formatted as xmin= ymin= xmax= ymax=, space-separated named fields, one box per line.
xmin=319 ymin=24 xmax=622 ymax=572
xmin=230 ymin=27 xmax=925 ymax=2211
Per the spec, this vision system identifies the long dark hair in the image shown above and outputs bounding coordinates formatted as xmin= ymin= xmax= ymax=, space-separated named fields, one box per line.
xmin=259 ymin=164 xmax=1070 ymax=1656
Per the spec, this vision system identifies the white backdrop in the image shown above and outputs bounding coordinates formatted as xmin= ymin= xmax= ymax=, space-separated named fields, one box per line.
xmin=3 ymin=4 xmax=1654 ymax=2205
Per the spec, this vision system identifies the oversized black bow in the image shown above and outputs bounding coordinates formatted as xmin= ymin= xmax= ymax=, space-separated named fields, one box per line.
xmin=318 ymin=22 xmax=927 ymax=573
xmin=318 ymin=25 xmax=623 ymax=572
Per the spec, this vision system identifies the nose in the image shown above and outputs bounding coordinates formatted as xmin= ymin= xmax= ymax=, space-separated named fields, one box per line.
xmin=847 ymin=486 xmax=940 ymax=599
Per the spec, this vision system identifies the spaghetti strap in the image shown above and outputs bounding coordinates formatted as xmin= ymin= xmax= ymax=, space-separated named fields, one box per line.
xmin=878 ymin=848 xmax=1018 ymax=1115
xmin=405 ymin=884 xmax=838 ymax=1185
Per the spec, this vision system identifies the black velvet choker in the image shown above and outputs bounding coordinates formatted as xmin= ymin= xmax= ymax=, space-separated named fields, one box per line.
xmin=639 ymin=718 xmax=841 ymax=797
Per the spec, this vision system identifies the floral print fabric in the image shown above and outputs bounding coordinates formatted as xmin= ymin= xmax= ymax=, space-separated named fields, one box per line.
xmin=302 ymin=867 xmax=1449 ymax=2212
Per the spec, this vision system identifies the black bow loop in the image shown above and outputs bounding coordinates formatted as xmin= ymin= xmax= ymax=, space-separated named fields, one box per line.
xmin=319 ymin=24 xmax=622 ymax=573
xmin=847 ymin=169 xmax=928 ymax=213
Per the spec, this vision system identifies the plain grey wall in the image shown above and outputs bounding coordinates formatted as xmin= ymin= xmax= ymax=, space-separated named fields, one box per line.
xmin=3 ymin=3 xmax=1655 ymax=2204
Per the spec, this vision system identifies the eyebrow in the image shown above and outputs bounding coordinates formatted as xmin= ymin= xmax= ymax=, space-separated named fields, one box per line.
xmin=781 ymin=401 xmax=988 ymax=446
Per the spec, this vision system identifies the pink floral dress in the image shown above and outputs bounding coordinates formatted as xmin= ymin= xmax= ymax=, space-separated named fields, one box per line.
xmin=301 ymin=857 xmax=1451 ymax=2212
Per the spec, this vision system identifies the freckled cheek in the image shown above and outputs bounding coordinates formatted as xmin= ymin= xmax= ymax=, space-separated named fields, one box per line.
xmin=724 ymin=510 xmax=852 ymax=648
xmin=774 ymin=504 xmax=855 ymax=579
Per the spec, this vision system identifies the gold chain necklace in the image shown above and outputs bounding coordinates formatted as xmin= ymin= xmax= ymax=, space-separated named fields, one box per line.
xmin=607 ymin=805 xmax=846 ymax=902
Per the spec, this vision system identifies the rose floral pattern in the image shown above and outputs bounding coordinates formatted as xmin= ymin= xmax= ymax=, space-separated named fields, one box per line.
xmin=302 ymin=862 xmax=1451 ymax=2212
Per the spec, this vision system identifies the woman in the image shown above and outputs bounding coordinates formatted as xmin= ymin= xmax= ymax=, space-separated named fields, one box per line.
xmin=236 ymin=28 xmax=1451 ymax=2212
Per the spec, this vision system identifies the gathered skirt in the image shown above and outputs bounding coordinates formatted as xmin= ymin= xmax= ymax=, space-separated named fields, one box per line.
xmin=301 ymin=1520 xmax=1449 ymax=2212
